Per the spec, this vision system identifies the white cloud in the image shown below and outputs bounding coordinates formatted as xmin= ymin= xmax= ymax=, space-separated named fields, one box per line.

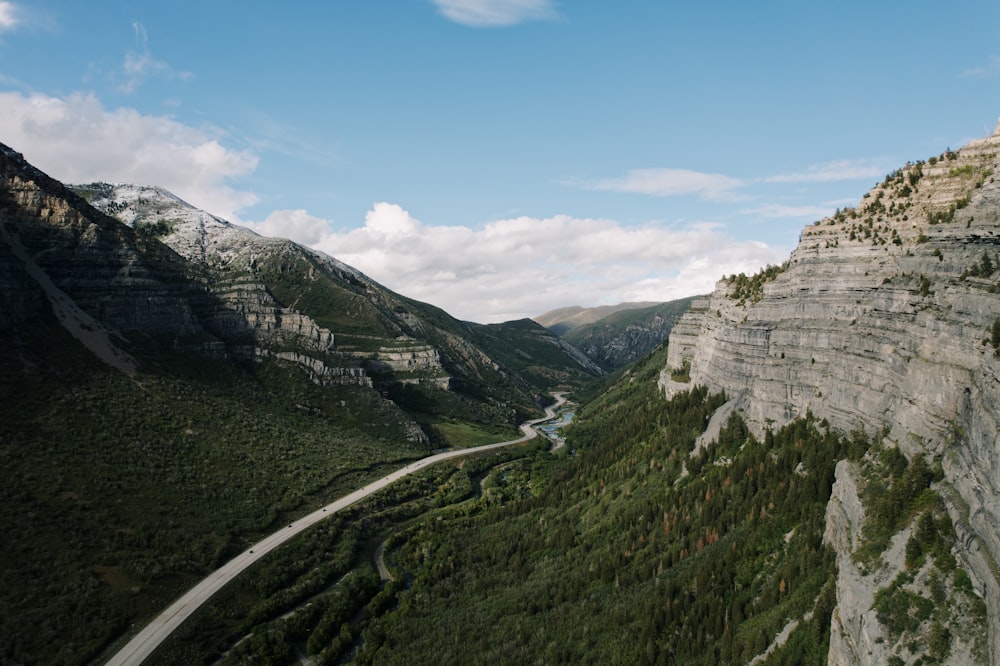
xmin=432 ymin=0 xmax=557 ymax=27
xmin=267 ymin=202 xmax=787 ymax=323
xmin=119 ymin=22 xmax=192 ymax=93
xmin=586 ymin=168 xmax=745 ymax=201
xmin=0 ymin=1 xmax=19 ymax=31
xmin=764 ymin=159 xmax=884 ymax=183
xmin=0 ymin=91 xmax=258 ymax=221
xmin=250 ymin=209 xmax=332 ymax=246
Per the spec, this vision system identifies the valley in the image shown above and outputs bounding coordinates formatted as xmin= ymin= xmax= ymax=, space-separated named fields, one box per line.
xmin=2 ymin=122 xmax=1000 ymax=666
xmin=105 ymin=394 xmax=570 ymax=666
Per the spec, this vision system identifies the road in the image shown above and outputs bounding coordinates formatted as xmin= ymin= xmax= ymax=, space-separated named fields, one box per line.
xmin=104 ymin=394 xmax=567 ymax=666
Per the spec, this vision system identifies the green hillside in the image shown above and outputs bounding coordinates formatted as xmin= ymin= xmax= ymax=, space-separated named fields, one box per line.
xmin=0 ymin=318 xmax=426 ymax=665
xmin=0 ymin=147 xmax=600 ymax=665
xmin=174 ymin=343 xmax=858 ymax=665
xmin=560 ymin=297 xmax=697 ymax=370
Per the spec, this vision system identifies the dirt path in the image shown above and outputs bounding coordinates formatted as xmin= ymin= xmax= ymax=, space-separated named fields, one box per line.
xmin=374 ymin=539 xmax=393 ymax=582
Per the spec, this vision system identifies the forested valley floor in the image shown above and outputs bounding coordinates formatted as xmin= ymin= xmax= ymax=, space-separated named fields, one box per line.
xmin=164 ymin=343 xmax=891 ymax=665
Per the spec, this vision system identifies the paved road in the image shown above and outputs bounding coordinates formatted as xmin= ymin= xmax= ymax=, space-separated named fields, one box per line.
xmin=104 ymin=394 xmax=567 ymax=666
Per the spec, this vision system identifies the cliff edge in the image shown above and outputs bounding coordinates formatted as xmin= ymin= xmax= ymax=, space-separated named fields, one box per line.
xmin=663 ymin=122 xmax=1000 ymax=664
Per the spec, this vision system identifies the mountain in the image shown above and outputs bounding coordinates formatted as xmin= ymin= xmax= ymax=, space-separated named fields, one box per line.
xmin=533 ymin=301 xmax=661 ymax=335
xmin=466 ymin=317 xmax=604 ymax=386
xmin=71 ymin=181 xmax=600 ymax=423
xmin=211 ymin=126 xmax=999 ymax=666
xmin=662 ymin=124 xmax=1000 ymax=664
xmin=0 ymin=143 xmax=596 ymax=664
xmin=8 ymin=117 xmax=1000 ymax=666
xmin=554 ymin=297 xmax=698 ymax=371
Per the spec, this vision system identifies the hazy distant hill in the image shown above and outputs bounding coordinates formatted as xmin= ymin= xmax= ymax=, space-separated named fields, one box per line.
xmin=535 ymin=298 xmax=697 ymax=371
xmin=533 ymin=301 xmax=660 ymax=335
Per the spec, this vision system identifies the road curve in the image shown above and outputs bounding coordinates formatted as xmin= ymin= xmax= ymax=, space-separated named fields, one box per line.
xmin=104 ymin=394 xmax=567 ymax=666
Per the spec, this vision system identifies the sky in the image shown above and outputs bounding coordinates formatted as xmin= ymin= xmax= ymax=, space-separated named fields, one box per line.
xmin=2 ymin=1 xmax=1000 ymax=323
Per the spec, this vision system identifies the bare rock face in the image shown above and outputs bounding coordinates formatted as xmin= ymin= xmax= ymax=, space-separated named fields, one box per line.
xmin=823 ymin=461 xmax=895 ymax=665
xmin=665 ymin=126 xmax=1000 ymax=664
xmin=0 ymin=148 xmax=211 ymax=344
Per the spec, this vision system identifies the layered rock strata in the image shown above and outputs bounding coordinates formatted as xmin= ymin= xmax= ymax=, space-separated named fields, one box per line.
xmin=663 ymin=124 xmax=1000 ymax=664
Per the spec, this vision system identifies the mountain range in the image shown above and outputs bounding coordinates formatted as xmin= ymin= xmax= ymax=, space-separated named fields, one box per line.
xmin=4 ymin=118 xmax=1000 ymax=665
xmin=0 ymin=141 xmax=597 ymax=664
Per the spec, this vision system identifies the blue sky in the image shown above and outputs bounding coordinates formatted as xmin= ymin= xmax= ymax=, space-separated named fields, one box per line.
xmin=2 ymin=1 xmax=1000 ymax=322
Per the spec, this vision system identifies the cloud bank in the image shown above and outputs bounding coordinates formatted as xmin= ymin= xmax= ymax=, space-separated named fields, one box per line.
xmin=257 ymin=202 xmax=787 ymax=323
xmin=0 ymin=91 xmax=257 ymax=222
xmin=2 ymin=90 xmax=790 ymax=323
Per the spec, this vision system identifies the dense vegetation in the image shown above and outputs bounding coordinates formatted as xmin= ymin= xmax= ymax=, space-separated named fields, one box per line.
xmin=192 ymin=343 xmax=859 ymax=665
xmin=143 ymin=438 xmax=550 ymax=665
xmin=0 ymin=318 xmax=432 ymax=666
xmin=6 ymin=314 xmax=983 ymax=665
xmin=363 ymin=351 xmax=849 ymax=665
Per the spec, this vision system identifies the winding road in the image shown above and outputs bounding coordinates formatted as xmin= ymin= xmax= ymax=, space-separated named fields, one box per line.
xmin=104 ymin=394 xmax=568 ymax=666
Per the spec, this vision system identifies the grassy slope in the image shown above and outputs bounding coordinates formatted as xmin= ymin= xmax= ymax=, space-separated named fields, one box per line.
xmin=0 ymin=319 xmax=426 ymax=666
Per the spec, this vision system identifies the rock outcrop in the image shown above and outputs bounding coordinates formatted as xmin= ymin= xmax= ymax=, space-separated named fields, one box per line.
xmin=0 ymin=146 xmax=216 ymax=346
xmin=663 ymin=124 xmax=1000 ymax=664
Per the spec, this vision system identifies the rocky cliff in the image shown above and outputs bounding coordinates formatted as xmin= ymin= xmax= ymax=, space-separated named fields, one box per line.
xmin=663 ymin=122 xmax=1000 ymax=664
xmin=74 ymin=182 xmax=599 ymax=415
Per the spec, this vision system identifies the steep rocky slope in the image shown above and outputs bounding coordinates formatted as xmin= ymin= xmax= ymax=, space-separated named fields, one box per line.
xmin=70 ymin=181 xmax=599 ymax=421
xmin=1 ymin=139 xmax=598 ymax=440
xmin=663 ymin=123 xmax=1000 ymax=664
xmin=0 ymin=142 xmax=601 ymax=664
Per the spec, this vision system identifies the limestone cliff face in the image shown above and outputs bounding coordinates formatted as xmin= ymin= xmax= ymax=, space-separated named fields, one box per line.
xmin=664 ymin=126 xmax=1000 ymax=664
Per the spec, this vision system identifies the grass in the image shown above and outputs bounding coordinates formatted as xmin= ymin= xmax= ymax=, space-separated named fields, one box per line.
xmin=0 ymin=321 xmax=428 ymax=665
xmin=423 ymin=417 xmax=521 ymax=449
